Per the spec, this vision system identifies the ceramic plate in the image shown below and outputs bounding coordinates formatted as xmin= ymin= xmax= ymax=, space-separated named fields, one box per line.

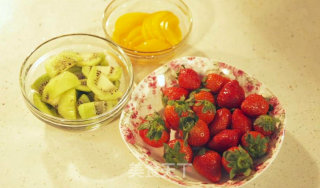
xmin=119 ymin=57 xmax=285 ymax=187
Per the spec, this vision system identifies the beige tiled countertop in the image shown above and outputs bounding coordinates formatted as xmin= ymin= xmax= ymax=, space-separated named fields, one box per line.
xmin=0 ymin=0 xmax=319 ymax=187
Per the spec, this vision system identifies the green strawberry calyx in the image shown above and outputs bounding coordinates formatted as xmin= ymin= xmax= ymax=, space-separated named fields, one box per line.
xmin=162 ymin=95 xmax=169 ymax=106
xmin=167 ymin=97 xmax=192 ymax=116
xmin=163 ymin=141 xmax=188 ymax=166
xmin=138 ymin=113 xmax=167 ymax=141
xmin=223 ymin=146 xmax=253 ymax=179
xmin=254 ymin=115 xmax=277 ymax=132
xmin=179 ymin=115 xmax=198 ymax=141
xmin=194 ymin=100 xmax=216 ymax=113
xmin=244 ymin=133 xmax=268 ymax=159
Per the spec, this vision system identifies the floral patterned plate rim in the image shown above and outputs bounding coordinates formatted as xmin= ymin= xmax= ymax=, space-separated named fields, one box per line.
xmin=119 ymin=56 xmax=285 ymax=187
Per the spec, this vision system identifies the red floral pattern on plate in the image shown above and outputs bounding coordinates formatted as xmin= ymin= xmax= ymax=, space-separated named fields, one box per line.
xmin=119 ymin=57 xmax=286 ymax=187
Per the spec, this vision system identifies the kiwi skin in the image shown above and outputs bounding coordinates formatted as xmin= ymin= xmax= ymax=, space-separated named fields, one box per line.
xmin=31 ymin=74 xmax=51 ymax=95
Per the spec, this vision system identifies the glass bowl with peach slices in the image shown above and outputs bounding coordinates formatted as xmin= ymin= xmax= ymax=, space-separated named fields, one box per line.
xmin=102 ymin=0 xmax=192 ymax=63
xmin=20 ymin=34 xmax=134 ymax=129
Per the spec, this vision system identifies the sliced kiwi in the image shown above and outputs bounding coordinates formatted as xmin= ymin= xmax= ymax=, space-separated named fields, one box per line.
xmin=42 ymin=71 xmax=80 ymax=106
xmin=105 ymin=100 xmax=119 ymax=111
xmin=87 ymin=66 xmax=123 ymax=100
xmin=77 ymin=52 xmax=105 ymax=66
xmin=76 ymin=79 xmax=91 ymax=92
xmin=77 ymin=94 xmax=91 ymax=105
xmin=102 ymin=53 xmax=118 ymax=66
xmin=57 ymin=89 xmax=77 ymax=119
xmin=68 ymin=66 xmax=86 ymax=79
xmin=45 ymin=51 xmax=82 ymax=77
xmin=78 ymin=101 xmax=105 ymax=119
xmin=33 ymin=93 xmax=57 ymax=116
xmin=31 ymin=74 xmax=50 ymax=95
xmin=82 ymin=66 xmax=92 ymax=78
xmin=95 ymin=66 xmax=123 ymax=81
xmin=113 ymin=80 xmax=120 ymax=89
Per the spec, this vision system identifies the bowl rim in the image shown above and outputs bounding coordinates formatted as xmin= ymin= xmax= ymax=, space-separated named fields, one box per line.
xmin=19 ymin=33 xmax=134 ymax=127
xmin=102 ymin=0 xmax=193 ymax=55
xmin=119 ymin=56 xmax=286 ymax=187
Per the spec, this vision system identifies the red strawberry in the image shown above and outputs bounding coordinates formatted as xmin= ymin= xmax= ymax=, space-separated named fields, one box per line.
xmin=164 ymin=139 xmax=193 ymax=164
xmin=209 ymin=108 xmax=232 ymax=136
xmin=241 ymin=131 xmax=268 ymax=158
xmin=193 ymin=149 xmax=222 ymax=183
xmin=180 ymin=116 xmax=210 ymax=146
xmin=222 ymin=146 xmax=253 ymax=179
xmin=138 ymin=113 xmax=169 ymax=147
xmin=231 ymin=109 xmax=252 ymax=136
xmin=207 ymin=129 xmax=241 ymax=152
xmin=253 ymin=115 xmax=277 ymax=136
xmin=204 ymin=73 xmax=230 ymax=93
xmin=193 ymin=90 xmax=215 ymax=103
xmin=162 ymin=86 xmax=189 ymax=104
xmin=241 ymin=94 xmax=269 ymax=117
xmin=217 ymin=80 xmax=245 ymax=108
xmin=178 ymin=68 xmax=201 ymax=90
xmin=164 ymin=100 xmax=191 ymax=130
xmin=192 ymin=91 xmax=216 ymax=124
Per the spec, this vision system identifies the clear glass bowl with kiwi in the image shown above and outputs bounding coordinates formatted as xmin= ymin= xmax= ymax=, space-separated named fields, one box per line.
xmin=20 ymin=33 xmax=134 ymax=129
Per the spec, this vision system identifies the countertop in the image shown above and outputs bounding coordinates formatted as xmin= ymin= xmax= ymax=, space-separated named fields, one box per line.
xmin=1 ymin=0 xmax=320 ymax=187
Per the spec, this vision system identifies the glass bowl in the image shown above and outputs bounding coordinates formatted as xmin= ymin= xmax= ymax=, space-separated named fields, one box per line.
xmin=102 ymin=0 xmax=193 ymax=63
xmin=19 ymin=33 xmax=134 ymax=130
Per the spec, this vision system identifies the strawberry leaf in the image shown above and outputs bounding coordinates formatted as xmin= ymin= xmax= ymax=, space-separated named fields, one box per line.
xmin=140 ymin=113 xmax=167 ymax=141
xmin=244 ymin=133 xmax=268 ymax=158
xmin=223 ymin=146 xmax=253 ymax=179
xmin=254 ymin=115 xmax=276 ymax=132
xmin=163 ymin=142 xmax=187 ymax=165
xmin=162 ymin=95 xmax=169 ymax=106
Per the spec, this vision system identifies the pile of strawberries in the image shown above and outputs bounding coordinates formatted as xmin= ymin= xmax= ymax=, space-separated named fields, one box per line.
xmin=138 ymin=68 xmax=277 ymax=182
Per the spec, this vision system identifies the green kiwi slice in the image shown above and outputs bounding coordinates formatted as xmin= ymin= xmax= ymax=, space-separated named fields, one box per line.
xmin=113 ymin=80 xmax=120 ymax=89
xmin=68 ymin=66 xmax=86 ymax=79
xmin=77 ymin=94 xmax=91 ymax=105
xmin=33 ymin=93 xmax=57 ymax=116
xmin=42 ymin=71 xmax=80 ymax=106
xmin=77 ymin=52 xmax=105 ymax=66
xmin=95 ymin=66 xmax=123 ymax=81
xmin=81 ymin=66 xmax=92 ymax=78
xmin=87 ymin=66 xmax=123 ymax=101
xmin=31 ymin=74 xmax=50 ymax=95
xmin=45 ymin=51 xmax=82 ymax=77
xmin=76 ymin=79 xmax=91 ymax=92
xmin=57 ymin=89 xmax=77 ymax=119
xmin=78 ymin=101 xmax=105 ymax=119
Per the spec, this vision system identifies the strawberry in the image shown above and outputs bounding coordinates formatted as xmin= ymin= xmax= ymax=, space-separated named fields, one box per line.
xmin=192 ymin=90 xmax=216 ymax=124
xmin=222 ymin=146 xmax=253 ymax=179
xmin=193 ymin=149 xmax=222 ymax=183
xmin=207 ymin=129 xmax=241 ymax=152
xmin=164 ymin=99 xmax=192 ymax=130
xmin=193 ymin=90 xmax=215 ymax=103
xmin=241 ymin=131 xmax=268 ymax=158
xmin=203 ymin=73 xmax=230 ymax=93
xmin=253 ymin=115 xmax=277 ymax=136
xmin=231 ymin=109 xmax=252 ymax=136
xmin=217 ymin=80 xmax=245 ymax=108
xmin=178 ymin=68 xmax=201 ymax=90
xmin=209 ymin=108 xmax=232 ymax=136
xmin=163 ymin=139 xmax=193 ymax=164
xmin=180 ymin=116 xmax=210 ymax=146
xmin=241 ymin=94 xmax=269 ymax=117
xmin=138 ymin=113 xmax=169 ymax=147
xmin=162 ymin=86 xmax=189 ymax=105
